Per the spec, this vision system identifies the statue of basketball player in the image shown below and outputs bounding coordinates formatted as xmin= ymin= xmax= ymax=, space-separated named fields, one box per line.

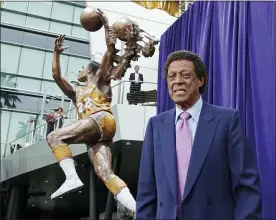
xmin=46 ymin=10 xmax=140 ymax=217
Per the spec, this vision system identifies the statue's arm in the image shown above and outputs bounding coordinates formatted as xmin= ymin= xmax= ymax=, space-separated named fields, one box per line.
xmin=52 ymin=35 xmax=76 ymax=102
xmin=97 ymin=9 xmax=116 ymax=79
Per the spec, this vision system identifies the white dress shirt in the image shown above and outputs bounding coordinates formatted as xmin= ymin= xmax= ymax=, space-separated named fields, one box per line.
xmin=134 ymin=72 xmax=139 ymax=82
xmin=175 ymin=97 xmax=203 ymax=144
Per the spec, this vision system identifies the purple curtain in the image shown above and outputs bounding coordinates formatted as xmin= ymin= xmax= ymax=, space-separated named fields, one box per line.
xmin=157 ymin=1 xmax=275 ymax=219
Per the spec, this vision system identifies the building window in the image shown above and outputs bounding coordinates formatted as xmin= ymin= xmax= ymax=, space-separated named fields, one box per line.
xmin=72 ymin=26 xmax=89 ymax=39
xmin=49 ymin=22 xmax=72 ymax=36
xmin=26 ymin=16 xmax=50 ymax=31
xmin=73 ymin=6 xmax=83 ymax=25
xmin=1 ymin=27 xmax=24 ymax=44
xmin=9 ymin=93 xmax=40 ymax=113
xmin=67 ymin=56 xmax=90 ymax=76
xmin=46 ymin=36 xmax=90 ymax=56
xmin=51 ymin=2 xmax=74 ymax=23
xmin=1 ymin=110 xmax=12 ymax=156
xmin=40 ymin=81 xmax=63 ymax=97
xmin=6 ymin=111 xmax=37 ymax=146
xmin=1 ymin=73 xmax=42 ymax=92
xmin=1 ymin=73 xmax=17 ymax=88
xmin=1 ymin=27 xmax=90 ymax=56
xmin=0 ymin=44 xmax=21 ymax=74
xmin=2 ymin=1 xmax=28 ymax=13
xmin=43 ymin=52 xmax=69 ymax=81
xmin=16 ymin=77 xmax=42 ymax=93
xmin=18 ymin=48 xmax=46 ymax=78
xmin=23 ymin=31 xmax=48 ymax=48
xmin=0 ymin=90 xmax=71 ymax=114
xmin=69 ymin=40 xmax=90 ymax=57
xmin=1 ymin=11 xmax=27 ymax=26
xmin=37 ymin=95 xmax=71 ymax=114
xmin=27 ymin=2 xmax=52 ymax=18
xmin=0 ymin=91 xmax=22 ymax=110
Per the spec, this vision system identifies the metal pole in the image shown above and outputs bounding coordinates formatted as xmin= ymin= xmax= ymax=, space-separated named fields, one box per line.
xmin=104 ymin=155 xmax=120 ymax=220
xmin=116 ymin=42 xmax=125 ymax=104
xmin=24 ymin=120 xmax=31 ymax=144
xmin=30 ymin=120 xmax=35 ymax=144
xmin=58 ymin=90 xmax=65 ymax=129
xmin=40 ymin=87 xmax=55 ymax=136
xmin=67 ymin=100 xmax=73 ymax=119
xmin=89 ymin=165 xmax=97 ymax=220
xmin=121 ymin=82 xmax=125 ymax=104
xmin=39 ymin=92 xmax=47 ymax=137
xmin=4 ymin=185 xmax=19 ymax=220
xmin=3 ymin=142 xmax=9 ymax=158
xmin=60 ymin=95 xmax=64 ymax=110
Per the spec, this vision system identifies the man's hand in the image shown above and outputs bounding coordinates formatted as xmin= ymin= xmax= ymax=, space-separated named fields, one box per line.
xmin=97 ymin=8 xmax=116 ymax=48
xmin=54 ymin=34 xmax=69 ymax=54
xmin=97 ymin=8 xmax=108 ymax=26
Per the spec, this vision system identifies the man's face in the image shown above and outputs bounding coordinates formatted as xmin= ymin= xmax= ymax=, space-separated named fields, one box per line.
xmin=134 ymin=66 xmax=139 ymax=72
xmin=167 ymin=59 xmax=203 ymax=108
xmin=77 ymin=64 xmax=89 ymax=82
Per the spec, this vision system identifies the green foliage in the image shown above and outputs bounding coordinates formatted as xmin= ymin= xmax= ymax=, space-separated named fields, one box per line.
xmin=15 ymin=121 xmax=28 ymax=139
xmin=15 ymin=116 xmax=44 ymax=141
xmin=0 ymin=74 xmax=21 ymax=109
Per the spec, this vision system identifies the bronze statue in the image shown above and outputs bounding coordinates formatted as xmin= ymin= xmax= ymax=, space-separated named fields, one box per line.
xmin=47 ymin=8 xmax=158 ymax=219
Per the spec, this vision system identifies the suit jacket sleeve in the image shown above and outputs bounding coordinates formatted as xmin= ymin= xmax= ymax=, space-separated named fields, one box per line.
xmin=140 ymin=74 xmax=144 ymax=84
xmin=129 ymin=73 xmax=133 ymax=81
xmin=227 ymin=111 xmax=262 ymax=219
xmin=136 ymin=118 xmax=157 ymax=219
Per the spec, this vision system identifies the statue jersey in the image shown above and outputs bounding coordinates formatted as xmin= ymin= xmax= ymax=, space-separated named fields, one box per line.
xmin=76 ymin=82 xmax=112 ymax=119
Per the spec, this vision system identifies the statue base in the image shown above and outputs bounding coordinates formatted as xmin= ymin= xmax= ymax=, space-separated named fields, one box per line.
xmin=116 ymin=200 xmax=135 ymax=220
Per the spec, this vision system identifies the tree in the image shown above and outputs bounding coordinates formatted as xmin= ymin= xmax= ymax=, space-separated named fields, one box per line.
xmin=15 ymin=121 xmax=29 ymax=139
xmin=15 ymin=115 xmax=46 ymax=142
xmin=0 ymin=74 xmax=21 ymax=108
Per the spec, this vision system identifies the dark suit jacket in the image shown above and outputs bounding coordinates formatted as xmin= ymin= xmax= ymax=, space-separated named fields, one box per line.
xmin=136 ymin=102 xmax=262 ymax=220
xmin=129 ymin=72 xmax=144 ymax=84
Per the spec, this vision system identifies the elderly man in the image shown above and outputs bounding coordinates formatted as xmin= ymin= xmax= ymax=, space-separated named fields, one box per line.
xmin=136 ymin=50 xmax=262 ymax=220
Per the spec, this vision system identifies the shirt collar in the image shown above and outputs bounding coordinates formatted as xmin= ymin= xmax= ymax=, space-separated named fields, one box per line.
xmin=175 ymin=96 xmax=203 ymax=124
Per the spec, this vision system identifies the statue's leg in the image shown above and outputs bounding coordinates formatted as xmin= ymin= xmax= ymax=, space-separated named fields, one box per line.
xmin=87 ymin=111 xmax=136 ymax=216
xmin=46 ymin=117 xmax=101 ymax=199
xmin=88 ymin=142 xmax=136 ymax=216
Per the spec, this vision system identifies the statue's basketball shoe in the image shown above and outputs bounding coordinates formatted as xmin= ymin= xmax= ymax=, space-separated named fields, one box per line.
xmin=51 ymin=158 xmax=84 ymax=199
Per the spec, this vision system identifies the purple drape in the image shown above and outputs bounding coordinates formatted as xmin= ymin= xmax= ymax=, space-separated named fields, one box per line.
xmin=157 ymin=1 xmax=275 ymax=219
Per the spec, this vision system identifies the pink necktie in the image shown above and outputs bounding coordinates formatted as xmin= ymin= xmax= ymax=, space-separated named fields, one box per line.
xmin=176 ymin=111 xmax=192 ymax=207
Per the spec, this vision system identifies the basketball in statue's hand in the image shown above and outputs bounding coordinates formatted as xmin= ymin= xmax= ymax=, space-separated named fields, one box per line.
xmin=80 ymin=7 xmax=103 ymax=32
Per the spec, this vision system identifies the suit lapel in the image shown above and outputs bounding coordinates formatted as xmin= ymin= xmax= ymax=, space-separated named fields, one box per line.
xmin=160 ymin=109 xmax=178 ymax=203
xmin=183 ymin=102 xmax=219 ymax=200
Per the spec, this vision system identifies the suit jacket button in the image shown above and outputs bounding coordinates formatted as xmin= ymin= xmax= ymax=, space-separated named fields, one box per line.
xmin=160 ymin=202 xmax=163 ymax=207
xmin=207 ymin=199 xmax=212 ymax=204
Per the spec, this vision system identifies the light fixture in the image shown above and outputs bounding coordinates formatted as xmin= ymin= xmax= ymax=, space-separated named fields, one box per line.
xmin=60 ymin=196 xmax=63 ymax=199
xmin=79 ymin=190 xmax=82 ymax=193
xmin=45 ymin=181 xmax=48 ymax=183
xmin=70 ymin=80 xmax=81 ymax=86
xmin=32 ymin=205 xmax=35 ymax=207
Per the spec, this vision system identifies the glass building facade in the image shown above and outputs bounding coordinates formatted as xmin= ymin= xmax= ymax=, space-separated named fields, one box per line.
xmin=0 ymin=1 xmax=90 ymax=157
